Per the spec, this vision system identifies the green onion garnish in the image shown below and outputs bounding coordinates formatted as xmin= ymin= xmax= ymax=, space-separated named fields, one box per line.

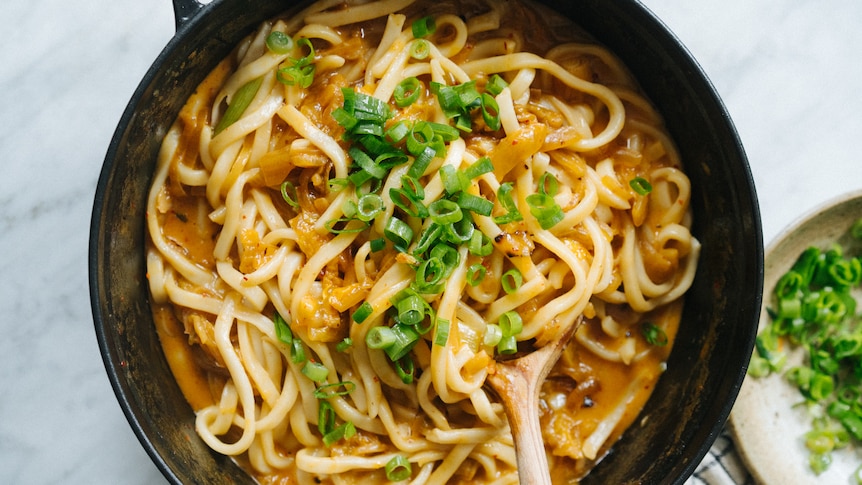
xmin=499 ymin=311 xmax=523 ymax=337
xmin=464 ymin=157 xmax=494 ymax=179
xmin=352 ymin=301 xmax=373 ymax=324
xmin=302 ymin=361 xmax=329 ymax=383
xmin=366 ymin=326 xmax=396 ymax=350
xmin=526 ymin=192 xmax=564 ymax=230
xmin=313 ymin=381 xmax=356 ymax=399
xmin=630 ymin=176 xmax=653 ymax=195
xmin=434 ymin=318 xmax=450 ymax=346
xmin=384 ymin=323 xmax=422 ymax=361
xmin=457 ymin=192 xmax=494 ymax=217
xmin=409 ymin=39 xmax=431 ymax=60
xmin=483 ymin=323 xmax=502 ymax=347
xmin=394 ymin=77 xmax=423 ymax=107
xmin=485 ymin=74 xmax=509 ymax=96
xmin=356 ymin=193 xmax=384 ymax=221
xmin=322 ymin=421 xmax=356 ymax=447
xmin=273 ymin=312 xmax=293 ymax=345
xmin=215 ymin=76 xmax=263 ymax=134
xmin=428 ymin=199 xmax=462 ymax=225
xmin=290 ymin=339 xmax=306 ymax=364
xmin=385 ymin=455 xmax=412 ymax=481
xmin=497 ymin=334 xmax=518 ymax=355
xmin=265 ymin=31 xmax=294 ymax=54
xmin=480 ymin=93 xmax=501 ymax=131
xmin=467 ymin=264 xmax=487 ymax=286
xmin=468 ymin=230 xmax=493 ymax=257
xmin=538 ymin=172 xmax=559 ymax=197
xmin=641 ymin=322 xmax=668 ymax=346
xmin=394 ymin=355 xmax=415 ymax=384
xmin=390 ymin=187 xmax=429 ymax=218
xmin=395 ymin=293 xmax=425 ymax=326
xmin=370 ymin=238 xmax=386 ymax=252
xmin=411 ymin=16 xmax=436 ymax=38
xmin=336 ymin=338 xmax=353 ymax=353
xmin=501 ymin=268 xmax=523 ymax=294
xmin=384 ymin=216 xmax=414 ymax=250
xmin=494 ymin=182 xmax=523 ymax=224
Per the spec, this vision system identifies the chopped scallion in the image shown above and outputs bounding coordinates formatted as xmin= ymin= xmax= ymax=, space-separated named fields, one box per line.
xmin=385 ymin=455 xmax=412 ymax=482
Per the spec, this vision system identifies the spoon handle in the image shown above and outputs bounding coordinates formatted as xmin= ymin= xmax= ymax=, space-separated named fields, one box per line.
xmin=492 ymin=365 xmax=553 ymax=485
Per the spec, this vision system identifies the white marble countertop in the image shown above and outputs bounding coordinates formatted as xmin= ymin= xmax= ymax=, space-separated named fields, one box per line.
xmin=2 ymin=0 xmax=861 ymax=483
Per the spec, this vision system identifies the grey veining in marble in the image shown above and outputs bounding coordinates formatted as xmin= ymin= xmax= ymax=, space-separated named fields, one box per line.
xmin=2 ymin=0 xmax=861 ymax=483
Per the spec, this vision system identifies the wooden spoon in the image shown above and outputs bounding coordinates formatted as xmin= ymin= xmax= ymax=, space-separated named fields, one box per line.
xmin=486 ymin=316 xmax=582 ymax=485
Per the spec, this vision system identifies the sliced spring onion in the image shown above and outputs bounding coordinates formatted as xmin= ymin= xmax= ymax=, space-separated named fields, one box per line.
xmin=265 ymin=31 xmax=294 ymax=54
xmin=526 ymin=192 xmax=564 ymax=230
xmin=390 ymin=187 xmax=429 ymax=218
xmin=411 ymin=15 xmax=436 ymax=38
xmin=480 ymin=93 xmax=501 ymax=131
xmin=483 ymin=323 xmax=503 ymax=347
xmin=464 ymin=156 xmax=494 ymax=179
xmin=412 ymin=223 xmax=442 ymax=257
xmin=414 ymin=257 xmax=446 ymax=292
xmin=215 ymin=76 xmax=263 ymax=134
xmin=630 ymin=176 xmax=653 ymax=195
xmin=409 ymin=39 xmax=431 ymax=60
xmin=486 ymin=74 xmax=509 ymax=96
xmin=468 ymin=230 xmax=493 ymax=257
xmin=302 ymin=361 xmax=329 ymax=383
xmin=750 ymin=232 xmax=862 ymax=480
xmin=499 ymin=311 xmax=523 ymax=337
xmin=280 ymin=180 xmax=300 ymax=208
xmin=434 ymin=318 xmax=450 ymax=346
xmin=328 ymin=177 xmax=349 ymax=192
xmin=370 ymin=238 xmax=386 ymax=252
xmin=336 ymin=338 xmax=353 ymax=353
xmin=290 ymin=339 xmax=306 ymax=364
xmin=366 ymin=326 xmax=396 ymax=349
xmin=440 ymin=165 xmax=469 ymax=195
xmin=494 ymin=182 xmax=523 ymax=224
xmin=394 ymin=77 xmax=423 ymax=107
xmin=356 ymin=193 xmax=384 ymax=221
xmin=313 ymin=381 xmax=356 ymax=399
xmin=401 ymin=175 xmax=425 ymax=200
xmin=641 ymin=322 xmax=668 ymax=346
xmin=396 ymin=293 xmax=425 ymax=326
xmin=352 ymin=301 xmax=373 ymax=323
xmin=538 ymin=172 xmax=559 ymax=197
xmin=273 ymin=312 xmax=293 ymax=345
xmin=501 ymin=268 xmax=523 ymax=294
xmin=407 ymin=146 xmax=435 ymax=178
xmin=467 ymin=264 xmax=487 ymax=286
xmin=384 ymin=216 xmax=414 ymax=250
xmin=318 ymin=400 xmax=336 ymax=435
xmin=385 ymin=455 xmax=412 ymax=482
xmin=322 ymin=421 xmax=356 ymax=447
xmin=278 ymin=62 xmax=315 ymax=88
xmin=350 ymin=146 xmax=387 ymax=179
xmin=394 ymin=355 xmax=415 ymax=384
xmin=497 ymin=334 xmax=518 ymax=355
xmin=324 ymin=217 xmax=370 ymax=234
xmin=384 ymin=323 xmax=421 ymax=361
xmin=457 ymin=192 xmax=494 ymax=217
xmin=428 ymin=199 xmax=462 ymax=225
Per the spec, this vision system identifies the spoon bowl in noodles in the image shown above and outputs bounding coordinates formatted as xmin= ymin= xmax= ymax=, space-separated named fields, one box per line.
xmin=90 ymin=0 xmax=763 ymax=483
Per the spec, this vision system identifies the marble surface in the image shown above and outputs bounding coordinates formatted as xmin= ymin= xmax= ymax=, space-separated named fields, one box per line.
xmin=2 ymin=0 xmax=861 ymax=483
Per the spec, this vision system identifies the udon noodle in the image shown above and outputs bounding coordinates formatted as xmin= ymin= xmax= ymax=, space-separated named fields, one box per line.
xmin=145 ymin=0 xmax=700 ymax=482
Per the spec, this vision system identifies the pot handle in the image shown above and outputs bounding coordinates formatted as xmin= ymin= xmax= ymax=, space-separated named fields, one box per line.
xmin=172 ymin=0 xmax=208 ymax=31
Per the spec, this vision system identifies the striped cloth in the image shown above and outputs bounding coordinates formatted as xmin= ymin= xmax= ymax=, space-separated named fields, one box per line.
xmin=686 ymin=427 xmax=754 ymax=485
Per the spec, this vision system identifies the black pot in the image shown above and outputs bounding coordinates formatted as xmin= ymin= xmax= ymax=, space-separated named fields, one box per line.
xmin=90 ymin=0 xmax=763 ymax=483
